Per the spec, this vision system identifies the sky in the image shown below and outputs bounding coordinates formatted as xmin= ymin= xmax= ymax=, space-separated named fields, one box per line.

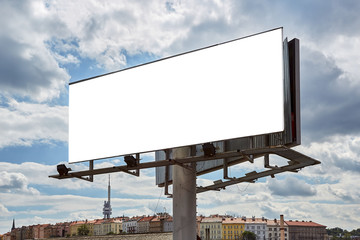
xmin=1 ymin=0 xmax=360 ymax=234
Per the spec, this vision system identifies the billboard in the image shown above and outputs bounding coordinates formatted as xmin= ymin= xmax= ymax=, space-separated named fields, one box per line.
xmin=69 ymin=28 xmax=284 ymax=163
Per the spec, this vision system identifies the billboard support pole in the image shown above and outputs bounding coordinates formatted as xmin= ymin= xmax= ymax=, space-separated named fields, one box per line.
xmin=173 ymin=146 xmax=197 ymax=240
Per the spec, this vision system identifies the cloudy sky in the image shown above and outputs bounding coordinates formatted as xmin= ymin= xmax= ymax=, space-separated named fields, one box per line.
xmin=1 ymin=0 xmax=360 ymax=234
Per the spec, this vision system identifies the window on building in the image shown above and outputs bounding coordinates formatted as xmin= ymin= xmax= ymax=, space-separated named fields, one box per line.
xmin=269 ymin=228 xmax=272 ymax=231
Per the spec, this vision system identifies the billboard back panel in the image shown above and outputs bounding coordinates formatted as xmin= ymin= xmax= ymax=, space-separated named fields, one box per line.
xmin=69 ymin=28 xmax=284 ymax=163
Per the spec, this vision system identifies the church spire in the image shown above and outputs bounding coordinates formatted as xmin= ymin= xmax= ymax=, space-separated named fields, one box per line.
xmin=12 ymin=219 xmax=15 ymax=230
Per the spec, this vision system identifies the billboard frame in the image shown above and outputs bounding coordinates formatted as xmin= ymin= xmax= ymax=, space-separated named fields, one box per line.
xmin=68 ymin=27 xmax=285 ymax=164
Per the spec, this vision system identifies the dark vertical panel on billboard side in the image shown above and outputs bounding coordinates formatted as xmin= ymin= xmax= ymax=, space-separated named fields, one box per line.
xmin=288 ymin=38 xmax=301 ymax=145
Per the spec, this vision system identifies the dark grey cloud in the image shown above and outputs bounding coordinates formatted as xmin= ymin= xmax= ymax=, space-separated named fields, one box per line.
xmin=300 ymin=47 xmax=360 ymax=141
xmin=327 ymin=185 xmax=356 ymax=203
xmin=331 ymin=152 xmax=360 ymax=174
xmin=267 ymin=176 xmax=317 ymax=197
xmin=0 ymin=36 xmax=67 ymax=100
xmin=235 ymin=0 xmax=360 ymax=40
xmin=0 ymin=0 xmax=70 ymax=102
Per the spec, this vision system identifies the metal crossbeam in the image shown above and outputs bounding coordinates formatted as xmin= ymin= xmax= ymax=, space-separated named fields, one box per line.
xmin=49 ymin=146 xmax=320 ymax=192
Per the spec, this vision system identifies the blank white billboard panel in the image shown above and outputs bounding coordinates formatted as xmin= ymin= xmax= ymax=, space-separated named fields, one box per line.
xmin=69 ymin=28 xmax=284 ymax=163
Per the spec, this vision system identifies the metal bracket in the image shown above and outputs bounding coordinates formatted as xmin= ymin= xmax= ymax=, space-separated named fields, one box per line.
xmin=72 ymin=160 xmax=94 ymax=182
xmin=264 ymin=154 xmax=279 ymax=169
xmin=164 ymin=150 xmax=173 ymax=198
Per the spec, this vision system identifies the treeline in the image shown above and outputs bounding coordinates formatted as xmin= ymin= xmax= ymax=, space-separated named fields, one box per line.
xmin=327 ymin=227 xmax=360 ymax=239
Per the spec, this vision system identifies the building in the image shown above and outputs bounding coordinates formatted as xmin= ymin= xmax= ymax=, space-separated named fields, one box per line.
xmin=243 ymin=216 xmax=267 ymax=240
xmin=93 ymin=219 xmax=106 ymax=236
xmin=2 ymin=232 xmax=11 ymax=240
xmin=33 ymin=224 xmax=50 ymax=239
xmin=44 ymin=224 xmax=58 ymax=238
xmin=149 ymin=216 xmax=163 ymax=233
xmin=138 ymin=216 xmax=155 ymax=233
xmin=54 ymin=222 xmax=71 ymax=237
xmin=222 ymin=217 xmax=245 ymax=240
xmin=122 ymin=216 xmax=142 ymax=234
xmin=199 ymin=216 xmax=222 ymax=240
xmin=267 ymin=219 xmax=289 ymax=240
xmin=94 ymin=218 xmax=123 ymax=235
xmin=285 ymin=220 xmax=327 ymax=240
xmin=163 ymin=216 xmax=173 ymax=232
xmin=69 ymin=221 xmax=85 ymax=236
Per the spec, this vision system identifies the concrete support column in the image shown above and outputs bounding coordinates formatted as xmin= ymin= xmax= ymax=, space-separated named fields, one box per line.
xmin=172 ymin=147 xmax=197 ymax=240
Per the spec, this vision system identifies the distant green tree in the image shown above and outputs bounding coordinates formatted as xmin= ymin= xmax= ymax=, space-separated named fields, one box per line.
xmin=77 ymin=224 xmax=90 ymax=236
xmin=351 ymin=228 xmax=360 ymax=236
xmin=327 ymin=227 xmax=344 ymax=236
xmin=240 ymin=231 xmax=256 ymax=240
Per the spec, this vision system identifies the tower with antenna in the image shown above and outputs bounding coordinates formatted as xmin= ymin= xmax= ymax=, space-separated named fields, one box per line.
xmin=102 ymin=175 xmax=112 ymax=219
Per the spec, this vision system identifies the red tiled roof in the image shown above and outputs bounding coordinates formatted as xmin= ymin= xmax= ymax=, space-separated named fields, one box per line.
xmin=285 ymin=220 xmax=326 ymax=227
xmin=222 ymin=217 xmax=244 ymax=224
xmin=151 ymin=216 xmax=161 ymax=222
xmin=139 ymin=216 xmax=155 ymax=222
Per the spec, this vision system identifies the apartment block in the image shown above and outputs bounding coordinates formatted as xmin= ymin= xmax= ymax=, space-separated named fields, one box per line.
xmin=243 ymin=216 xmax=267 ymax=240
xmin=199 ymin=217 xmax=223 ymax=240
xmin=222 ymin=217 xmax=245 ymax=240
xmin=267 ymin=219 xmax=289 ymax=240
xmin=285 ymin=220 xmax=327 ymax=240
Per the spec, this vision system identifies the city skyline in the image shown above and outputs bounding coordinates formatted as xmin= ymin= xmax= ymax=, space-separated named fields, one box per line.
xmin=1 ymin=0 xmax=360 ymax=234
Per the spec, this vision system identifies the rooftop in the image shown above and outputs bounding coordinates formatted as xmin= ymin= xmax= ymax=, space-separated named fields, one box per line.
xmin=139 ymin=216 xmax=155 ymax=222
xmin=285 ymin=220 xmax=326 ymax=228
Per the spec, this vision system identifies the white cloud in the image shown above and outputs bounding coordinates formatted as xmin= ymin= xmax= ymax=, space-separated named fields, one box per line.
xmin=0 ymin=171 xmax=39 ymax=195
xmin=0 ymin=203 xmax=10 ymax=216
xmin=0 ymin=99 xmax=68 ymax=148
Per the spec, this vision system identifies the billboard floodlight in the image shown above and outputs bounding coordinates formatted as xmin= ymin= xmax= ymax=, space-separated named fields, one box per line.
xmin=202 ymin=143 xmax=216 ymax=157
xmin=124 ymin=155 xmax=137 ymax=168
xmin=57 ymin=164 xmax=72 ymax=176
